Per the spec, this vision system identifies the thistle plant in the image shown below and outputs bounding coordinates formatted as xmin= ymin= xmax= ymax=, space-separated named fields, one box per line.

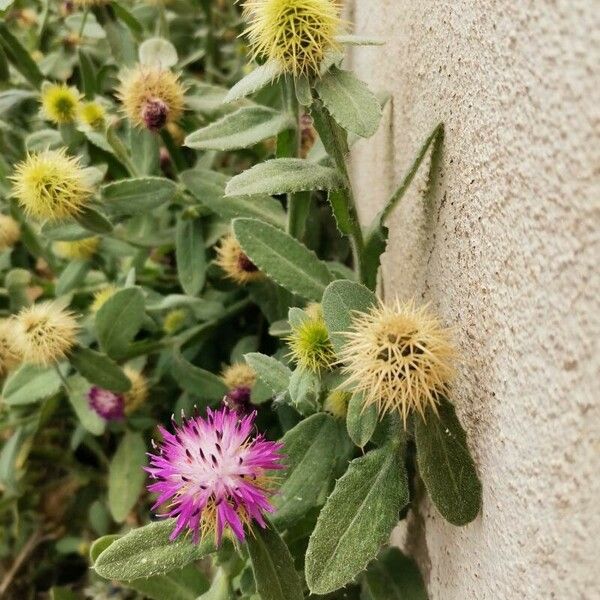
xmin=0 ymin=2 xmax=480 ymax=598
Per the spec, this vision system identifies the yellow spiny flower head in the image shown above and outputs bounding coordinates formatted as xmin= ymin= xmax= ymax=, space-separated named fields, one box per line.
xmin=215 ymin=234 xmax=264 ymax=285
xmin=117 ymin=66 xmax=185 ymax=132
xmin=324 ymin=389 xmax=350 ymax=419
xmin=0 ymin=320 xmax=22 ymax=377
xmin=123 ymin=367 xmax=149 ymax=414
xmin=77 ymin=100 xmax=106 ymax=129
xmin=0 ymin=214 xmax=21 ymax=251
xmin=90 ymin=285 xmax=118 ymax=313
xmin=222 ymin=362 xmax=256 ymax=390
xmin=53 ymin=237 xmax=100 ymax=260
xmin=287 ymin=308 xmax=336 ymax=372
xmin=41 ymin=83 xmax=81 ymax=124
xmin=243 ymin=0 xmax=342 ymax=76
xmin=11 ymin=149 xmax=93 ymax=222
xmin=11 ymin=301 xmax=79 ymax=366
xmin=338 ymin=299 xmax=456 ymax=425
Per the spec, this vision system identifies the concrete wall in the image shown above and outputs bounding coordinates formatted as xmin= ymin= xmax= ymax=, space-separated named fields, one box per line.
xmin=347 ymin=1 xmax=600 ymax=598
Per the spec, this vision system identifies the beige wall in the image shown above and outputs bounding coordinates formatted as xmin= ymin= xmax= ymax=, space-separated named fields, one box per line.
xmin=347 ymin=1 xmax=600 ymax=598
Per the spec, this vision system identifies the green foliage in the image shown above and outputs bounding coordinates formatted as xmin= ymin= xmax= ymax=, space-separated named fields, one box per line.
xmin=346 ymin=392 xmax=378 ymax=448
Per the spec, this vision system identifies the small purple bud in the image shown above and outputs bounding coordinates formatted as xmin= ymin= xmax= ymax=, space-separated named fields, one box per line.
xmin=88 ymin=387 xmax=125 ymax=421
xmin=223 ymin=386 xmax=252 ymax=415
xmin=141 ymin=98 xmax=169 ymax=131
xmin=237 ymin=253 xmax=258 ymax=274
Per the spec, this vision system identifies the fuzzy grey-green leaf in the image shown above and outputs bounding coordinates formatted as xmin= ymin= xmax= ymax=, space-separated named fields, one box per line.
xmin=93 ymin=519 xmax=216 ymax=580
xmin=233 ymin=218 xmax=333 ymax=301
xmin=102 ymin=177 xmax=177 ymax=215
xmin=70 ymin=346 xmax=132 ymax=392
xmin=322 ymin=280 xmax=378 ymax=353
xmin=274 ymin=413 xmax=341 ymax=527
xmin=226 ymin=159 xmax=343 ymax=198
xmin=346 ymin=392 xmax=378 ymax=448
xmin=415 ymin=398 xmax=482 ymax=526
xmin=224 ymin=60 xmax=283 ymax=103
xmin=315 ymin=67 xmax=382 ymax=138
xmin=2 ymin=364 xmax=62 ymax=406
xmin=108 ymin=431 xmax=147 ymax=522
xmin=246 ymin=523 xmax=303 ymax=600
xmin=305 ymin=444 xmax=409 ymax=595
xmin=244 ymin=352 xmax=291 ymax=395
xmin=176 ymin=217 xmax=206 ymax=296
xmin=66 ymin=375 xmax=106 ymax=436
xmin=185 ymin=106 xmax=294 ymax=151
xmin=172 ymin=347 xmax=228 ymax=401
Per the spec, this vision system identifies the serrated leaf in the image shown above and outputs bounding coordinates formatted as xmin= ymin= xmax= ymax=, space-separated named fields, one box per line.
xmin=176 ymin=217 xmax=206 ymax=296
xmin=224 ymin=60 xmax=283 ymax=103
xmin=305 ymin=445 xmax=408 ymax=595
xmin=226 ymin=159 xmax=343 ymax=197
xmin=322 ymin=280 xmax=378 ymax=353
xmin=185 ymin=106 xmax=294 ymax=151
xmin=362 ymin=547 xmax=427 ymax=600
xmin=273 ymin=413 xmax=340 ymax=527
xmin=246 ymin=523 xmax=303 ymax=600
xmin=346 ymin=392 xmax=378 ymax=448
xmin=315 ymin=67 xmax=382 ymax=139
xmin=70 ymin=347 xmax=132 ymax=392
xmin=96 ymin=288 xmax=145 ymax=359
xmin=93 ymin=519 xmax=216 ymax=580
xmin=102 ymin=177 xmax=177 ymax=215
xmin=172 ymin=347 xmax=228 ymax=401
xmin=66 ymin=374 xmax=106 ymax=436
xmin=233 ymin=218 xmax=333 ymax=301
xmin=139 ymin=37 xmax=177 ymax=68
xmin=244 ymin=352 xmax=291 ymax=396
xmin=415 ymin=398 xmax=482 ymax=526
xmin=181 ymin=168 xmax=285 ymax=228
xmin=108 ymin=431 xmax=147 ymax=522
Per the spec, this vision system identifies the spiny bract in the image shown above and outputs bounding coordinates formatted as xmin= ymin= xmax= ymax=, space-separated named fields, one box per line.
xmin=117 ymin=66 xmax=185 ymax=131
xmin=0 ymin=214 xmax=21 ymax=251
xmin=11 ymin=149 xmax=92 ymax=222
xmin=215 ymin=234 xmax=263 ymax=285
xmin=77 ymin=101 xmax=106 ymax=129
xmin=287 ymin=307 xmax=336 ymax=372
xmin=11 ymin=301 xmax=79 ymax=366
xmin=123 ymin=367 xmax=149 ymax=415
xmin=243 ymin=0 xmax=342 ymax=76
xmin=338 ymin=299 xmax=456 ymax=424
xmin=0 ymin=320 xmax=21 ymax=377
xmin=41 ymin=83 xmax=80 ymax=124
xmin=53 ymin=237 xmax=100 ymax=260
xmin=222 ymin=362 xmax=257 ymax=390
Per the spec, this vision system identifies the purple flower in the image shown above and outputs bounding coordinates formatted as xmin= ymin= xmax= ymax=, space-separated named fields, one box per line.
xmin=88 ymin=387 xmax=125 ymax=421
xmin=146 ymin=407 xmax=284 ymax=545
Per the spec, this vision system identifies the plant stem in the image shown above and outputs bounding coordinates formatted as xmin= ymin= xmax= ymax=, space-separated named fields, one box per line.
xmin=311 ymin=102 xmax=366 ymax=283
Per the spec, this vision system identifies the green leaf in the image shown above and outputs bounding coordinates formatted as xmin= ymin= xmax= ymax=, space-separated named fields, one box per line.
xmin=246 ymin=523 xmax=304 ymax=600
xmin=102 ymin=177 xmax=177 ymax=216
xmin=195 ymin=567 xmax=230 ymax=600
xmin=78 ymin=50 xmax=96 ymax=98
xmin=181 ymin=169 xmax=285 ymax=229
xmin=294 ymin=76 xmax=312 ymax=106
xmin=362 ymin=547 xmax=427 ymax=600
xmin=172 ymin=347 xmax=228 ymax=401
xmin=328 ymin=189 xmax=353 ymax=235
xmin=108 ymin=431 xmax=147 ymax=522
xmin=130 ymin=127 xmax=160 ymax=176
xmin=274 ymin=413 xmax=341 ymax=527
xmin=75 ymin=205 xmax=113 ymax=234
xmin=321 ymin=280 xmax=377 ymax=353
xmin=176 ymin=217 xmax=206 ymax=296
xmin=0 ymin=23 xmax=43 ymax=88
xmin=0 ymin=89 xmax=35 ymax=115
xmin=224 ymin=60 xmax=283 ymax=103
xmin=93 ymin=519 xmax=216 ymax=580
xmin=66 ymin=374 xmax=106 ymax=436
xmin=70 ymin=347 xmax=132 ymax=392
xmin=415 ymin=398 xmax=482 ymax=526
xmin=288 ymin=368 xmax=320 ymax=416
xmin=2 ymin=364 xmax=62 ymax=406
xmin=55 ymin=260 xmax=89 ymax=296
xmin=25 ymin=128 xmax=62 ymax=152
xmin=315 ymin=67 xmax=382 ymax=138
xmin=346 ymin=392 xmax=378 ymax=448
xmin=233 ymin=218 xmax=333 ymax=301
xmin=185 ymin=106 xmax=294 ymax=151
xmin=305 ymin=445 xmax=409 ymax=595
xmin=226 ymin=158 xmax=343 ymax=197
xmin=244 ymin=352 xmax=291 ymax=396
xmin=95 ymin=287 xmax=145 ymax=359
xmin=50 ymin=587 xmax=79 ymax=600
xmin=127 ymin=564 xmax=209 ymax=600
xmin=113 ymin=1 xmax=144 ymax=36
xmin=139 ymin=37 xmax=178 ymax=68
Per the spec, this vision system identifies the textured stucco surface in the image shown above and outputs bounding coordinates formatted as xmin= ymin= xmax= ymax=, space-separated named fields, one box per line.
xmin=347 ymin=1 xmax=600 ymax=598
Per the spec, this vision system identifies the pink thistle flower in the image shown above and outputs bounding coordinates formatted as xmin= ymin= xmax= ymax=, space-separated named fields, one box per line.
xmin=146 ymin=407 xmax=284 ymax=546
xmin=88 ymin=386 xmax=125 ymax=421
